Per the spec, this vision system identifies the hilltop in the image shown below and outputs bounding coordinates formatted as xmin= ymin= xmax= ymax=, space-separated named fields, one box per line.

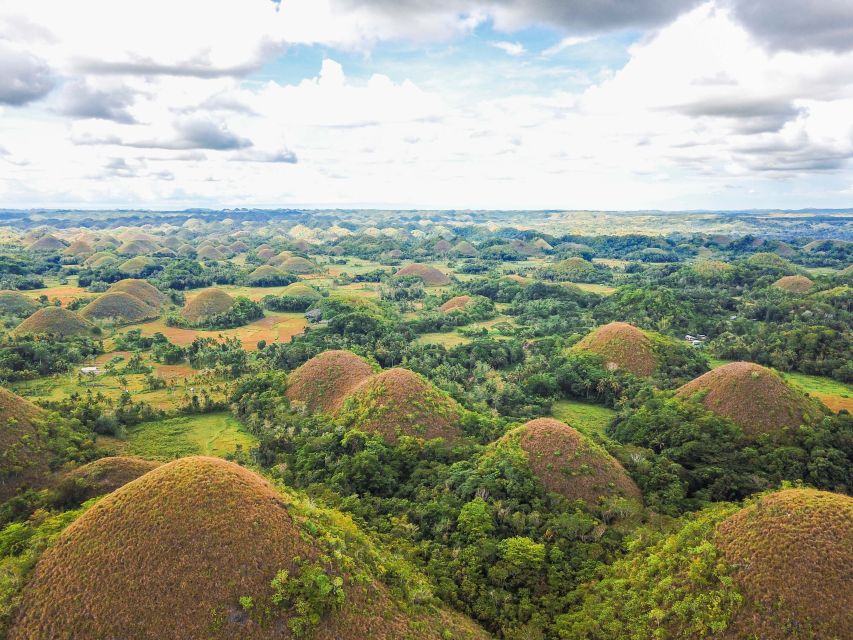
xmin=9 ymin=457 xmax=490 ymax=640
xmin=396 ymin=263 xmax=451 ymax=286
xmin=285 ymin=350 xmax=375 ymax=414
xmin=573 ymin=322 xmax=658 ymax=377
xmin=80 ymin=292 xmax=158 ymax=325
xmin=439 ymin=295 xmax=473 ymax=313
xmin=676 ymin=362 xmax=825 ymax=435
xmin=59 ymin=456 xmax=162 ymax=502
xmin=339 ymin=368 xmax=464 ymax=443
xmin=494 ymin=418 xmax=641 ymax=507
xmin=772 ymin=274 xmax=814 ymax=293
xmin=13 ymin=307 xmax=94 ymax=337
xmin=0 ymin=291 xmax=39 ymax=317
xmin=181 ymin=289 xmax=235 ymax=323
xmin=107 ymin=279 xmax=168 ymax=309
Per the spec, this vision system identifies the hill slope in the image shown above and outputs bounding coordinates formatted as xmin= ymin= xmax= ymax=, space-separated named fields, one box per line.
xmin=80 ymin=292 xmax=158 ymax=324
xmin=13 ymin=307 xmax=94 ymax=337
xmin=285 ymin=350 xmax=374 ymax=413
xmin=10 ymin=457 xmax=490 ymax=640
xmin=0 ymin=387 xmax=51 ymax=502
xmin=573 ymin=322 xmax=658 ymax=377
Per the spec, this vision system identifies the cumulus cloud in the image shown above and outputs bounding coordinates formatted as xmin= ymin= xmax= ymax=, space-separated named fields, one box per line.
xmin=491 ymin=41 xmax=526 ymax=56
xmin=232 ymin=148 xmax=298 ymax=163
xmin=59 ymin=79 xmax=138 ymax=123
xmin=726 ymin=0 xmax=853 ymax=53
xmin=128 ymin=119 xmax=253 ymax=151
xmin=0 ymin=43 xmax=54 ymax=105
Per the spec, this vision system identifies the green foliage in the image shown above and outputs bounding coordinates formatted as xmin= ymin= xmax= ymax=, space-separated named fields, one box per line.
xmin=555 ymin=504 xmax=743 ymax=640
xmin=269 ymin=560 xmax=346 ymax=637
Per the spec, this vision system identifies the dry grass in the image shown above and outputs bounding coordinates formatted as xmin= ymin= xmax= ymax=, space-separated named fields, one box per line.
xmin=677 ymin=362 xmax=825 ymax=435
xmin=573 ymin=322 xmax=657 ymax=377
xmin=772 ymin=274 xmax=814 ymax=293
xmin=135 ymin=312 xmax=306 ymax=350
xmin=118 ymin=256 xmax=155 ymax=275
xmin=63 ymin=239 xmax=94 ymax=256
xmin=80 ymin=292 xmax=158 ymax=324
xmin=499 ymin=418 xmax=641 ymax=507
xmin=26 ymin=235 xmax=66 ymax=252
xmin=107 ymin=279 xmax=168 ymax=309
xmin=13 ymin=307 xmax=94 ymax=337
xmin=715 ymin=488 xmax=853 ymax=639
xmin=439 ymin=295 xmax=472 ymax=313
xmin=280 ymin=256 xmax=317 ymax=274
xmin=116 ymin=238 xmax=159 ymax=256
xmin=0 ymin=291 xmax=38 ymax=317
xmin=61 ymin=456 xmax=162 ymax=501
xmin=285 ymin=350 xmax=374 ymax=414
xmin=339 ymin=368 xmax=464 ymax=443
xmin=247 ymin=265 xmax=284 ymax=284
xmin=452 ymin=241 xmax=478 ymax=257
xmin=180 ymin=288 xmax=235 ymax=323
xmin=10 ymin=457 xmax=490 ymax=640
xmin=197 ymin=245 xmax=227 ymax=261
xmin=0 ymin=387 xmax=51 ymax=502
xmin=396 ymin=263 xmax=451 ymax=286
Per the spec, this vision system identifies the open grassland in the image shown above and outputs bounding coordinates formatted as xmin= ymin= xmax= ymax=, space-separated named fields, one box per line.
xmin=21 ymin=276 xmax=89 ymax=305
xmin=416 ymin=331 xmax=473 ymax=348
xmin=108 ymin=412 xmax=256 ymax=459
xmin=551 ymin=399 xmax=617 ymax=436
xmin=568 ymin=282 xmax=617 ymax=295
xmin=710 ymin=357 xmax=852 ymax=414
xmin=128 ymin=311 xmax=307 ymax=349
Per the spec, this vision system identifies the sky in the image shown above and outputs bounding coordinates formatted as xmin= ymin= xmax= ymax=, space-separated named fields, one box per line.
xmin=1 ymin=0 xmax=853 ymax=211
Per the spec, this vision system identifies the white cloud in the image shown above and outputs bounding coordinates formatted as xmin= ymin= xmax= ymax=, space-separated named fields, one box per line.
xmin=541 ymin=36 xmax=596 ymax=56
xmin=492 ymin=41 xmax=526 ymax=56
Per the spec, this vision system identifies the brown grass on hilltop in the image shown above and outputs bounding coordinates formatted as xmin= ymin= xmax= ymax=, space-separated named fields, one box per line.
xmin=279 ymin=282 xmax=322 ymax=300
xmin=501 ymin=418 xmax=641 ymax=507
xmin=0 ymin=387 xmax=51 ymax=502
xmin=118 ymin=255 xmax=155 ymax=275
xmin=62 ymin=239 xmax=94 ymax=256
xmin=229 ymin=240 xmax=249 ymax=254
xmin=107 ymin=278 xmax=168 ymax=309
xmin=715 ymin=488 xmax=853 ymax=639
xmin=340 ymin=368 xmax=464 ymax=443
xmin=676 ymin=362 xmax=825 ymax=435
xmin=180 ymin=289 xmax=235 ymax=323
xmin=452 ymin=241 xmax=478 ymax=257
xmin=0 ymin=291 xmax=39 ymax=317
xmin=60 ymin=456 xmax=162 ymax=501
xmin=80 ymin=292 xmax=159 ymax=324
xmin=772 ymin=274 xmax=814 ymax=293
xmin=26 ymin=235 xmax=66 ymax=252
xmin=247 ymin=265 xmax=284 ymax=284
xmin=116 ymin=238 xmax=159 ymax=256
xmin=286 ymin=350 xmax=375 ymax=413
xmin=280 ymin=256 xmax=317 ymax=274
xmin=13 ymin=306 xmax=94 ymax=337
xmin=396 ymin=263 xmax=451 ymax=286
xmin=10 ymin=457 xmax=490 ymax=640
xmin=573 ymin=322 xmax=657 ymax=377
xmin=197 ymin=245 xmax=227 ymax=261
xmin=439 ymin=295 xmax=472 ymax=313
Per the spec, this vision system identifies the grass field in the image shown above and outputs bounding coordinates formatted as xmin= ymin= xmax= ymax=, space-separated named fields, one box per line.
xmin=22 ymin=276 xmax=89 ymax=305
xmin=709 ymin=357 xmax=852 ymax=413
xmin=416 ymin=332 xmax=473 ymax=347
xmin=551 ymin=399 xmax=616 ymax=436
xmin=568 ymin=282 xmax=617 ymax=295
xmin=108 ymin=412 xmax=257 ymax=460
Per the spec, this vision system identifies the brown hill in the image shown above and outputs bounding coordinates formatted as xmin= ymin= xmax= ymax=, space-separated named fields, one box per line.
xmin=197 ymin=245 xmax=227 ymax=261
xmin=256 ymin=247 xmax=276 ymax=261
xmin=14 ymin=307 xmax=94 ymax=337
xmin=433 ymin=239 xmax=451 ymax=253
xmin=118 ymin=256 xmax=155 ymax=275
xmin=772 ymin=274 xmax=814 ymax=293
xmin=279 ymin=282 xmax=322 ymax=300
xmin=27 ymin=235 xmax=66 ymax=252
xmin=280 ymin=256 xmax=316 ymax=274
xmin=0 ymin=291 xmax=39 ymax=317
xmin=573 ymin=322 xmax=657 ymax=377
xmin=340 ymin=368 xmax=464 ymax=443
xmin=0 ymin=387 xmax=51 ymax=502
xmin=63 ymin=239 xmax=94 ymax=256
xmin=229 ymin=240 xmax=249 ymax=254
xmin=676 ymin=362 xmax=825 ymax=435
xmin=715 ymin=488 xmax=853 ymax=639
xmin=439 ymin=295 xmax=473 ymax=313
xmin=116 ymin=238 xmax=159 ymax=256
xmin=496 ymin=418 xmax=640 ymax=507
xmin=286 ymin=350 xmax=375 ymax=413
xmin=452 ymin=241 xmax=478 ymax=257
xmin=247 ymin=265 xmax=285 ymax=284
xmin=10 ymin=457 xmax=489 ymax=640
xmin=80 ymin=292 xmax=158 ymax=325
xmin=60 ymin=456 xmax=162 ymax=502
xmin=180 ymin=289 xmax=235 ymax=323
xmin=107 ymin=279 xmax=168 ymax=309
xmin=396 ymin=263 xmax=451 ymax=286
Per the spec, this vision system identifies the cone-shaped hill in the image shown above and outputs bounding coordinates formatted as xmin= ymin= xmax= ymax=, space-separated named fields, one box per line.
xmin=80 ymin=292 xmax=158 ymax=325
xmin=279 ymin=256 xmax=317 ymax=274
xmin=26 ymin=235 xmax=66 ymax=252
xmin=0 ymin=387 xmax=51 ymax=502
xmin=0 ymin=291 xmax=39 ymax=317
xmin=772 ymin=274 xmax=814 ymax=293
xmin=676 ymin=362 xmax=825 ymax=435
xmin=107 ymin=279 xmax=168 ymax=309
xmin=572 ymin=322 xmax=658 ymax=377
xmin=14 ymin=307 xmax=94 ymax=337
xmin=439 ymin=295 xmax=473 ymax=313
xmin=180 ymin=289 xmax=235 ymax=323
xmin=60 ymin=456 xmax=162 ymax=502
xmin=396 ymin=263 xmax=451 ymax=286
xmin=285 ymin=350 xmax=374 ymax=414
xmin=493 ymin=418 xmax=641 ymax=507
xmin=339 ymin=368 xmax=464 ymax=443
xmin=715 ymin=488 xmax=853 ymax=639
xmin=10 ymin=457 xmax=490 ymax=640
